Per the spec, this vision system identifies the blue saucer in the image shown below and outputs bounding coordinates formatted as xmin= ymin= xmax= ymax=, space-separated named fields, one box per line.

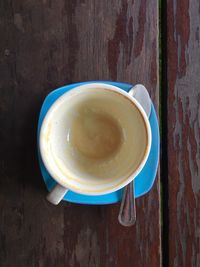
xmin=37 ymin=81 xmax=159 ymax=204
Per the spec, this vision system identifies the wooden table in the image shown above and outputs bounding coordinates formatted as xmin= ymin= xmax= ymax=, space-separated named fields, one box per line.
xmin=0 ymin=0 xmax=199 ymax=266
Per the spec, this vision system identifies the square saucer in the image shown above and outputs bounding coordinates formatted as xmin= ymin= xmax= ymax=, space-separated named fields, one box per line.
xmin=37 ymin=81 xmax=159 ymax=204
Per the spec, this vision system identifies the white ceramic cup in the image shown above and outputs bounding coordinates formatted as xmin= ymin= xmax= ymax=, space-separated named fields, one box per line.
xmin=39 ymin=83 xmax=152 ymax=204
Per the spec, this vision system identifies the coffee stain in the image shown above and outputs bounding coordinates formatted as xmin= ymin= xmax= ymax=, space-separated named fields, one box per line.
xmin=70 ymin=111 xmax=123 ymax=159
xmin=44 ymin=123 xmax=51 ymax=144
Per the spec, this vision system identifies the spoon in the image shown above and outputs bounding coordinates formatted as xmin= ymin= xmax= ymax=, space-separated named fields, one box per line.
xmin=118 ymin=84 xmax=151 ymax=226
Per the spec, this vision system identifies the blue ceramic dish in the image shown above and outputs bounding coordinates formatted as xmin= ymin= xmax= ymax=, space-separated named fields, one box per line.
xmin=37 ymin=81 xmax=159 ymax=204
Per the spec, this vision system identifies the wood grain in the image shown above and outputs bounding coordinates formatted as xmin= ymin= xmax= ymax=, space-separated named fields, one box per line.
xmin=167 ymin=0 xmax=200 ymax=266
xmin=0 ymin=0 xmax=160 ymax=266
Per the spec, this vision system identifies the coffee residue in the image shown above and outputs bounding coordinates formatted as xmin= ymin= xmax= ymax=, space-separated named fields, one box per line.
xmin=68 ymin=110 xmax=123 ymax=160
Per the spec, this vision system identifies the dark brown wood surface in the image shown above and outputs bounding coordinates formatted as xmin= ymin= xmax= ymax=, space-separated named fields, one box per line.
xmin=167 ymin=0 xmax=200 ymax=266
xmin=0 ymin=1 xmax=160 ymax=266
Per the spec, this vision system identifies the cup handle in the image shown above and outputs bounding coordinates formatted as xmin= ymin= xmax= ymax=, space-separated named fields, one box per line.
xmin=46 ymin=184 xmax=68 ymax=205
xmin=128 ymin=84 xmax=151 ymax=118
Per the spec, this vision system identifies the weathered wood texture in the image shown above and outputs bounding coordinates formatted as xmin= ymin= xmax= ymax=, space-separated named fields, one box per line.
xmin=0 ymin=0 xmax=160 ymax=266
xmin=167 ymin=0 xmax=200 ymax=266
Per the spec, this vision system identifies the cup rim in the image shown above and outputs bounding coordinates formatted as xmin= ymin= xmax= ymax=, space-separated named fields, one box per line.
xmin=39 ymin=83 xmax=152 ymax=195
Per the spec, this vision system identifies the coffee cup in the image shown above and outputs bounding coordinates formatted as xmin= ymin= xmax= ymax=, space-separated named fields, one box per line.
xmin=39 ymin=83 xmax=152 ymax=204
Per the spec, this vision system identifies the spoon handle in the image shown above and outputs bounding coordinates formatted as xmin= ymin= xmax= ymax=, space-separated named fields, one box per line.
xmin=118 ymin=182 xmax=136 ymax=226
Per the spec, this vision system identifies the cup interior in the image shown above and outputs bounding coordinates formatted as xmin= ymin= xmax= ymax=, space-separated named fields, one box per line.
xmin=40 ymin=85 xmax=151 ymax=194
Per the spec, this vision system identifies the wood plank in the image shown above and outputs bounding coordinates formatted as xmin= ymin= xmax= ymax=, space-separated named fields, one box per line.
xmin=167 ymin=0 xmax=200 ymax=266
xmin=0 ymin=0 xmax=160 ymax=266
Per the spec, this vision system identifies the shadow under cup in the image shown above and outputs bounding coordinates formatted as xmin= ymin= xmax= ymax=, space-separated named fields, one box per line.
xmin=40 ymin=86 xmax=151 ymax=195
